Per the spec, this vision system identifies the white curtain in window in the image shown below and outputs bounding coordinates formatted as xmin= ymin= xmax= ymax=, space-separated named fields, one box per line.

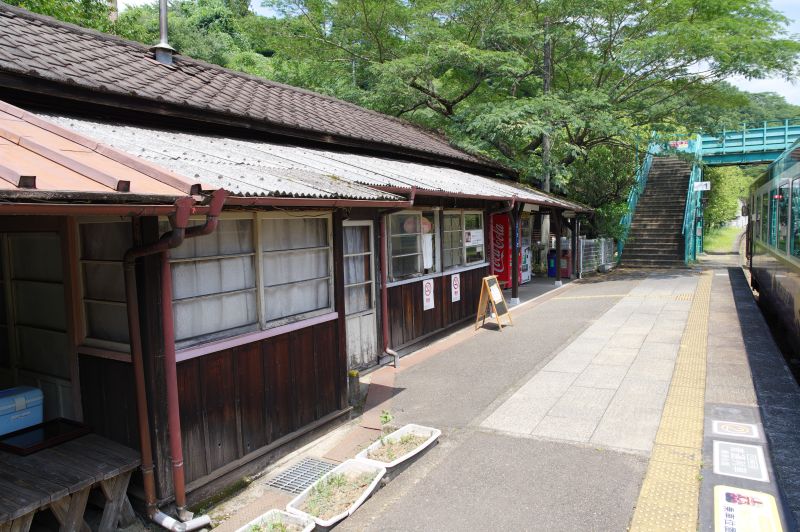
xmin=262 ymin=217 xmax=331 ymax=323
xmin=169 ymin=219 xmax=258 ymax=343
xmin=174 ymin=290 xmax=259 ymax=341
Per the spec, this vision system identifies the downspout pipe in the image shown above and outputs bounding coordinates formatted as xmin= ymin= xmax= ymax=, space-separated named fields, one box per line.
xmin=378 ymin=203 xmax=413 ymax=368
xmin=161 ymin=189 xmax=226 ymax=521
xmin=124 ymin=196 xmax=192 ymax=524
xmin=125 ymin=191 xmax=224 ymax=531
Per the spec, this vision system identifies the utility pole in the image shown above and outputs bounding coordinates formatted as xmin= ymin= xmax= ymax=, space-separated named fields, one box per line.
xmin=540 ymin=18 xmax=553 ymax=269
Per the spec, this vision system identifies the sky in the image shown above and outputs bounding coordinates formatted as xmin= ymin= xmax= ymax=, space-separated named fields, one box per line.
xmin=117 ymin=0 xmax=799 ymax=104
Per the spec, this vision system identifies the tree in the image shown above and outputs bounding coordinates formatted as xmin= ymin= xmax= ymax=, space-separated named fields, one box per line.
xmin=704 ymin=166 xmax=755 ymax=228
xmin=261 ymin=0 xmax=800 ymax=190
xmin=6 ymin=0 xmax=114 ymax=30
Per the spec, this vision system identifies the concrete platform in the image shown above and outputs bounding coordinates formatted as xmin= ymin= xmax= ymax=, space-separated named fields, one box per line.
xmin=208 ymin=257 xmax=799 ymax=532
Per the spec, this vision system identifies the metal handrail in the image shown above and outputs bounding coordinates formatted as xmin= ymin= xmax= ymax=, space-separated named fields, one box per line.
xmin=700 ymin=119 xmax=800 ymax=156
xmin=681 ymin=135 xmax=703 ymax=263
xmin=617 ymin=140 xmax=659 ymax=260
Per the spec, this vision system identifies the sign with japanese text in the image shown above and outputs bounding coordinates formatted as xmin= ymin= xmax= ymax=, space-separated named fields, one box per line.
xmin=714 ymin=486 xmax=782 ymax=532
xmin=465 ymin=229 xmax=484 ymax=246
xmin=713 ymin=440 xmax=769 ymax=482
xmin=694 ymin=181 xmax=711 ymax=191
xmin=451 ymin=273 xmax=461 ymax=302
xmin=422 ymin=278 xmax=435 ymax=311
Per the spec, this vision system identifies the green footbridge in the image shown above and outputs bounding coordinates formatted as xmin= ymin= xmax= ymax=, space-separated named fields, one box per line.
xmin=699 ymin=120 xmax=800 ymax=165
xmin=620 ymin=119 xmax=800 ymax=264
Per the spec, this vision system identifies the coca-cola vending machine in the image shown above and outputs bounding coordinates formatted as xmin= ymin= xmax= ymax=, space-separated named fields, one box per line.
xmin=491 ymin=213 xmax=521 ymax=287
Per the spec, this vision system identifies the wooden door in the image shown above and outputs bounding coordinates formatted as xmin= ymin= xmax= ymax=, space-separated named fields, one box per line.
xmin=343 ymin=221 xmax=378 ymax=369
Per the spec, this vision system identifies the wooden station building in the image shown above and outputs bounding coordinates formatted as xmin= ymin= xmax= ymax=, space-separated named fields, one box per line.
xmin=0 ymin=2 xmax=589 ymax=519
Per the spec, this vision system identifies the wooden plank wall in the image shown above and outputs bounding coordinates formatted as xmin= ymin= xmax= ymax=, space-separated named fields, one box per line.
xmin=176 ymin=319 xmax=341 ymax=485
xmin=78 ymin=355 xmax=139 ymax=450
xmin=387 ymin=266 xmax=488 ymax=349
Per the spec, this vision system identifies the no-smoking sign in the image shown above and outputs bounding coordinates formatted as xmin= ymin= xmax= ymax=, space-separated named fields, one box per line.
xmin=422 ymin=278 xmax=435 ymax=310
xmin=451 ymin=273 xmax=461 ymax=302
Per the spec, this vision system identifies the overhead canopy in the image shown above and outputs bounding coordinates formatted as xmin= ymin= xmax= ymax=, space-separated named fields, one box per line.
xmin=40 ymin=113 xmax=591 ymax=213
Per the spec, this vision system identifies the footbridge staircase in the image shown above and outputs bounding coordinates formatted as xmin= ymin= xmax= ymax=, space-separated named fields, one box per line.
xmin=619 ymin=119 xmax=800 ymax=267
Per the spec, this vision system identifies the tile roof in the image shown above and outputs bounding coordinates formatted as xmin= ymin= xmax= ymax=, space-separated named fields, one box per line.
xmin=40 ymin=112 xmax=590 ymax=212
xmin=0 ymin=100 xmax=206 ymax=200
xmin=0 ymin=3 xmax=501 ymax=172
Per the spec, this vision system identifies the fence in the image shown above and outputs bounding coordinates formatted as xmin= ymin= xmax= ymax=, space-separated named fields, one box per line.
xmin=578 ymin=237 xmax=615 ymax=277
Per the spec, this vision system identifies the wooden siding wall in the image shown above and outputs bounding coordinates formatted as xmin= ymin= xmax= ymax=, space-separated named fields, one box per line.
xmin=79 ymin=355 xmax=139 ymax=450
xmin=176 ymin=319 xmax=341 ymax=485
xmin=387 ymin=266 xmax=487 ymax=349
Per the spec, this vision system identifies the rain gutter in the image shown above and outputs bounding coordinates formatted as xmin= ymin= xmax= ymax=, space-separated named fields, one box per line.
xmin=224 ymin=196 xmax=412 ymax=208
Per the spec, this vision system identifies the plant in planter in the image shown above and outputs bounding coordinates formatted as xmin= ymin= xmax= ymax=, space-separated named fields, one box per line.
xmin=356 ymin=424 xmax=442 ymax=470
xmin=287 ymin=459 xmax=386 ymax=528
xmin=235 ymin=509 xmax=313 ymax=532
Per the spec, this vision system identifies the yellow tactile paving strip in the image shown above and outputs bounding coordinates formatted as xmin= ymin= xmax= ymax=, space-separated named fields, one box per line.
xmin=629 ymin=271 xmax=712 ymax=532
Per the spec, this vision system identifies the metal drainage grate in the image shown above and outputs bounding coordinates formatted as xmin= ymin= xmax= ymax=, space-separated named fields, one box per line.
xmin=266 ymin=457 xmax=337 ymax=494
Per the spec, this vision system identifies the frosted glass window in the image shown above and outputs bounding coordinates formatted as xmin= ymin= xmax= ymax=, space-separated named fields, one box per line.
xmin=80 ymin=222 xmax=132 ymax=346
xmin=262 ymin=217 xmax=332 ymax=323
xmin=167 ymin=218 xmax=258 ymax=345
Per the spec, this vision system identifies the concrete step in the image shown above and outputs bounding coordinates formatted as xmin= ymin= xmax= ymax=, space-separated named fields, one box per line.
xmin=620 ymin=258 xmax=686 ymax=268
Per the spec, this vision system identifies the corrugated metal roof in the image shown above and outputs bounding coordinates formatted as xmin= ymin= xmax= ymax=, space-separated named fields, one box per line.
xmin=38 ymin=113 xmax=590 ymax=211
xmin=0 ymin=101 xmax=205 ymax=200
xmin=39 ymin=115 xmax=404 ymax=201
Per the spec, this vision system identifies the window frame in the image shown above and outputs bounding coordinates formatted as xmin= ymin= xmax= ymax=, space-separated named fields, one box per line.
xmin=77 ymin=218 xmax=134 ymax=354
xmin=258 ymin=211 xmax=335 ymax=329
xmin=170 ymin=212 xmax=260 ymax=347
xmin=386 ymin=209 xmax=440 ymax=282
xmin=342 ymin=220 xmax=375 ymax=317
xmin=85 ymin=211 xmax=337 ymax=351
xmin=442 ymin=210 xmax=485 ymax=271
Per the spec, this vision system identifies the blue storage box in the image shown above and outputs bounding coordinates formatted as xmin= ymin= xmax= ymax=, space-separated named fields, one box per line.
xmin=0 ymin=386 xmax=43 ymax=436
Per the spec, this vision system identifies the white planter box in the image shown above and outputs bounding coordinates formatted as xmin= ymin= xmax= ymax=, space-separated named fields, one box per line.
xmin=235 ymin=509 xmax=314 ymax=532
xmin=355 ymin=424 xmax=441 ymax=469
xmin=286 ymin=459 xmax=386 ymax=528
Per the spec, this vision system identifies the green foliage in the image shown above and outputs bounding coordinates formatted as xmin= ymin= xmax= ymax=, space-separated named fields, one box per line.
xmin=704 ymin=166 xmax=755 ymax=228
xmin=9 ymin=0 xmax=800 ymax=238
xmin=703 ymin=226 xmax=743 ymax=254
xmin=6 ymin=0 xmax=113 ymax=30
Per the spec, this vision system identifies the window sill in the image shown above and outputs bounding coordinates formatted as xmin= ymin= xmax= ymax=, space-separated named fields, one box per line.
xmin=77 ymin=345 xmax=132 ymax=363
xmin=386 ymin=262 xmax=488 ymax=288
xmin=176 ymin=312 xmax=339 ymax=362
xmin=443 ymin=262 xmax=489 ymax=276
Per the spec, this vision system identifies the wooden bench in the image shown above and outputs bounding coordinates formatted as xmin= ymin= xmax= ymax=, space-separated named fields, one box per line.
xmin=0 ymin=434 xmax=140 ymax=532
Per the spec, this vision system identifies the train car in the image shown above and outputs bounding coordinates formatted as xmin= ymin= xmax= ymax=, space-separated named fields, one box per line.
xmin=747 ymin=140 xmax=800 ymax=361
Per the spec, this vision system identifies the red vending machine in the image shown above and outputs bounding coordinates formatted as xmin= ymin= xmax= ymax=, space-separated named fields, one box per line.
xmin=490 ymin=213 xmax=521 ymax=287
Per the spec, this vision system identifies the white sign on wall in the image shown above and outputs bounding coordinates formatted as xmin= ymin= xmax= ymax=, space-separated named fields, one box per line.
xmin=465 ymin=230 xmax=484 ymax=246
xmin=422 ymin=278 xmax=435 ymax=311
xmin=451 ymin=273 xmax=461 ymax=302
xmin=694 ymin=181 xmax=711 ymax=191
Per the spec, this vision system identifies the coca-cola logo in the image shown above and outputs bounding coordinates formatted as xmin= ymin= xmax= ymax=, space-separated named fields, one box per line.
xmin=492 ymin=222 xmax=505 ymax=273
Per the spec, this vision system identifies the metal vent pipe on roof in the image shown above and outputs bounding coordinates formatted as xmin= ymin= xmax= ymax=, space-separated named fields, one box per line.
xmin=150 ymin=0 xmax=175 ymax=65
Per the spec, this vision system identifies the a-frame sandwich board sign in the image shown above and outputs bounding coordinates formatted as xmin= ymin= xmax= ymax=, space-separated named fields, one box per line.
xmin=475 ymin=275 xmax=513 ymax=330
